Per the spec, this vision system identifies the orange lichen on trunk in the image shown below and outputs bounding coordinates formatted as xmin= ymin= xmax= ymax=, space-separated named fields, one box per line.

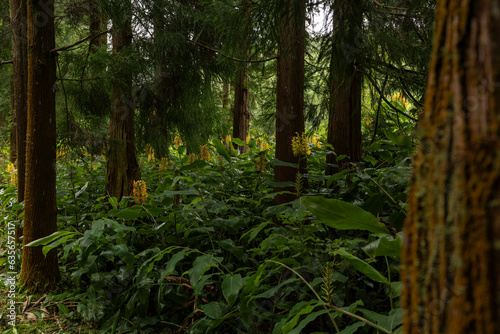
xmin=402 ymin=0 xmax=500 ymax=333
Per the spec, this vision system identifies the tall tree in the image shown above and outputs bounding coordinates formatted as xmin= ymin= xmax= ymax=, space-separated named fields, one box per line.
xmin=402 ymin=0 xmax=500 ymax=332
xmin=21 ymin=0 xmax=60 ymax=291
xmin=105 ymin=0 xmax=140 ymax=200
xmin=326 ymin=0 xmax=363 ymax=175
xmin=232 ymin=1 xmax=251 ymax=154
xmin=274 ymin=0 xmax=306 ymax=205
xmin=9 ymin=0 xmax=27 ymax=244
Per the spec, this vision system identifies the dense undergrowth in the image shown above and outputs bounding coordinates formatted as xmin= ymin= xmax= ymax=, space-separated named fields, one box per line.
xmin=0 ymin=130 xmax=413 ymax=333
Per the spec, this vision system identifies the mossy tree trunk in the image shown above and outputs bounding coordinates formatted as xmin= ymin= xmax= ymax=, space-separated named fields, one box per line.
xmin=402 ymin=1 xmax=500 ymax=332
xmin=9 ymin=0 xmax=28 ymax=245
xmin=274 ymin=0 xmax=306 ymax=205
xmin=21 ymin=0 xmax=60 ymax=292
xmin=326 ymin=0 xmax=362 ymax=175
xmin=105 ymin=4 xmax=140 ymax=200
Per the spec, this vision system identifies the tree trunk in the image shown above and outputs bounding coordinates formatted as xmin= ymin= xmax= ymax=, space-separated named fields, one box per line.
xmin=232 ymin=1 xmax=251 ymax=154
xmin=222 ymin=82 xmax=230 ymax=112
xmin=232 ymin=67 xmax=250 ymax=154
xmin=402 ymin=1 xmax=500 ymax=332
xmin=9 ymin=0 xmax=28 ymax=245
xmin=274 ymin=0 xmax=306 ymax=205
xmin=21 ymin=0 xmax=60 ymax=292
xmin=105 ymin=7 xmax=140 ymax=200
xmin=326 ymin=0 xmax=362 ymax=175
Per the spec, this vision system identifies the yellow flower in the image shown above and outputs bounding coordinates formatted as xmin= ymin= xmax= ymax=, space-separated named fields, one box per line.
xmin=225 ymin=135 xmax=232 ymax=144
xmin=311 ymin=136 xmax=321 ymax=149
xmin=174 ymin=136 xmax=183 ymax=148
xmin=291 ymin=132 xmax=311 ymax=157
xmin=259 ymin=141 xmax=269 ymax=152
xmin=6 ymin=164 xmax=17 ymax=186
xmin=245 ymin=135 xmax=250 ymax=144
xmin=255 ymin=156 xmax=266 ymax=172
xmin=146 ymin=145 xmax=155 ymax=162
xmin=200 ymin=144 xmax=210 ymax=161
xmin=133 ymin=180 xmax=148 ymax=204
xmin=392 ymin=92 xmax=409 ymax=109
xmin=159 ymin=157 xmax=169 ymax=171
xmin=187 ymin=153 xmax=197 ymax=164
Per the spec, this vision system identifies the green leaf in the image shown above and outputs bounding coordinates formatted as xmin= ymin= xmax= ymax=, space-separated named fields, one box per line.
xmin=75 ymin=182 xmax=88 ymax=198
xmin=363 ymin=235 xmax=402 ymax=258
xmin=180 ymin=160 xmax=208 ymax=171
xmin=189 ymin=255 xmax=218 ymax=287
xmin=213 ymin=139 xmax=231 ymax=163
xmin=281 ymin=301 xmax=318 ymax=333
xmin=222 ymin=274 xmax=244 ymax=306
xmin=301 ymin=196 xmax=390 ymax=234
xmin=25 ymin=231 xmax=75 ymax=248
xmin=336 ymin=248 xmax=389 ymax=284
xmin=110 ymin=244 xmax=135 ymax=266
xmin=338 ymin=321 xmax=365 ymax=334
xmin=200 ymin=301 xmax=227 ymax=320
xmin=232 ymin=138 xmax=246 ymax=147
xmin=288 ymin=309 xmax=330 ymax=334
xmin=108 ymin=197 xmax=118 ymax=210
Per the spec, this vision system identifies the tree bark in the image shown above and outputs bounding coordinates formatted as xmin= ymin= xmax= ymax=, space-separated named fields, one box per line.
xmin=232 ymin=1 xmax=251 ymax=154
xmin=326 ymin=0 xmax=363 ymax=175
xmin=232 ymin=67 xmax=250 ymax=154
xmin=9 ymin=0 xmax=28 ymax=245
xmin=105 ymin=6 xmax=140 ymax=200
xmin=21 ymin=0 xmax=60 ymax=292
xmin=274 ymin=0 xmax=306 ymax=205
xmin=402 ymin=1 xmax=500 ymax=332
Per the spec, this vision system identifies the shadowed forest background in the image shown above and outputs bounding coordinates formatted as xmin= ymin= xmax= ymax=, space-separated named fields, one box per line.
xmin=0 ymin=0 xmax=499 ymax=333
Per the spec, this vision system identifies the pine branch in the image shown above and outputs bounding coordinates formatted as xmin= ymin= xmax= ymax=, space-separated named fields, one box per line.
xmin=51 ymin=30 xmax=110 ymax=53
xmin=189 ymin=39 xmax=279 ymax=63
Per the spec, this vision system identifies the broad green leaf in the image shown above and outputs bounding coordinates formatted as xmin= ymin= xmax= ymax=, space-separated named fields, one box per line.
xmin=25 ymin=231 xmax=75 ymax=247
xmin=180 ymin=160 xmax=208 ymax=171
xmin=108 ymin=197 xmax=118 ymax=210
xmin=42 ymin=234 xmax=75 ymax=257
xmin=336 ymin=248 xmax=388 ymax=284
xmin=288 ymin=309 xmax=330 ymax=334
xmin=359 ymin=308 xmax=403 ymax=331
xmin=189 ymin=255 xmax=219 ymax=287
xmin=232 ymin=138 xmax=246 ymax=147
xmin=222 ymin=274 xmax=244 ymax=306
xmin=281 ymin=301 xmax=318 ymax=333
xmin=110 ymin=244 xmax=135 ymax=266
xmin=161 ymin=189 xmax=198 ymax=197
xmin=213 ymin=139 xmax=231 ymax=163
xmin=301 ymin=196 xmax=390 ymax=234
xmin=200 ymin=301 xmax=227 ymax=320
xmin=338 ymin=321 xmax=365 ymax=334
xmin=363 ymin=235 xmax=402 ymax=258
xmin=75 ymin=182 xmax=88 ymax=198
xmin=268 ymin=158 xmax=298 ymax=168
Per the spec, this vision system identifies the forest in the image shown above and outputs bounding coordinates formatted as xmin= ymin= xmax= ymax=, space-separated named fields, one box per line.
xmin=0 ymin=0 xmax=499 ymax=333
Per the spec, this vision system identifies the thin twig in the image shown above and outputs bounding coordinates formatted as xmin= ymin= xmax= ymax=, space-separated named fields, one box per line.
xmin=51 ymin=30 xmax=110 ymax=53
xmin=189 ymin=39 xmax=279 ymax=63
xmin=0 ymin=59 xmax=13 ymax=65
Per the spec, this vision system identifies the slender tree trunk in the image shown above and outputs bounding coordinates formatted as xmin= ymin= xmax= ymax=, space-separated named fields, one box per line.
xmin=232 ymin=1 xmax=251 ymax=154
xmin=274 ymin=0 xmax=306 ymax=205
xmin=402 ymin=1 xmax=500 ymax=332
xmin=222 ymin=82 xmax=230 ymax=112
xmin=326 ymin=0 xmax=363 ymax=175
xmin=105 ymin=5 xmax=140 ymax=200
xmin=232 ymin=67 xmax=250 ymax=154
xmin=21 ymin=0 xmax=59 ymax=292
xmin=89 ymin=0 xmax=102 ymax=50
xmin=9 ymin=0 xmax=28 ymax=245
